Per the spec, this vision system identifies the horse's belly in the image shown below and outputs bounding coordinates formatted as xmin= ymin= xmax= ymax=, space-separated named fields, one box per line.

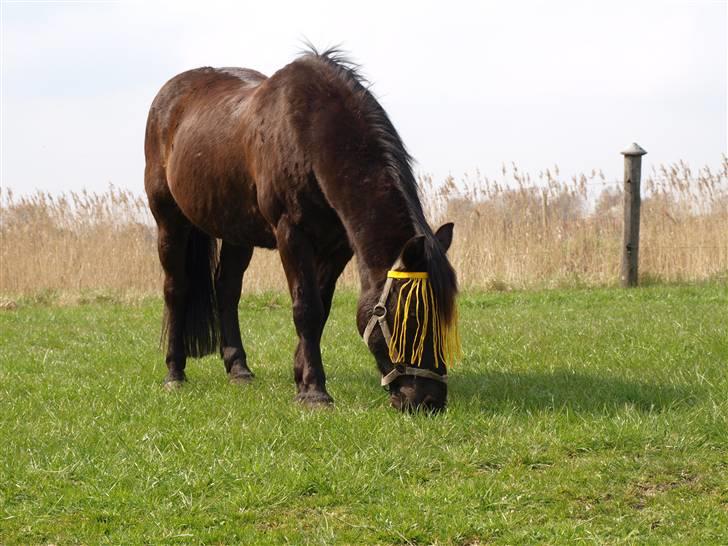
xmin=167 ymin=162 xmax=276 ymax=249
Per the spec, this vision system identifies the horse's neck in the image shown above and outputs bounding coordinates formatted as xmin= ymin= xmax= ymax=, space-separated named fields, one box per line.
xmin=331 ymin=176 xmax=419 ymax=292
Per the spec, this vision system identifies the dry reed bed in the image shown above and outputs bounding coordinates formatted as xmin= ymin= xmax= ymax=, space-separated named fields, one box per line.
xmin=1 ymin=157 xmax=726 ymax=297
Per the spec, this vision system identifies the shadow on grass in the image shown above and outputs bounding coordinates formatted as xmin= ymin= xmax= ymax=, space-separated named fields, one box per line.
xmin=340 ymin=368 xmax=700 ymax=415
xmin=448 ymin=369 xmax=700 ymax=413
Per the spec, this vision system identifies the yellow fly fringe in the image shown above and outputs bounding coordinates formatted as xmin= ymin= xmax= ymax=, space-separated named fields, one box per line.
xmin=386 ymin=270 xmax=461 ymax=368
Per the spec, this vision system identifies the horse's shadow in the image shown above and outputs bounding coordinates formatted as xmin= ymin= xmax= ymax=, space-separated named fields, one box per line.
xmin=447 ymin=368 xmax=698 ymax=414
xmin=345 ymin=364 xmax=699 ymax=414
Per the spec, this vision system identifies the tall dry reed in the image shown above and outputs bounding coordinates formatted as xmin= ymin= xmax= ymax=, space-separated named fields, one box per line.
xmin=421 ymin=157 xmax=728 ymax=289
xmin=1 ymin=157 xmax=726 ymax=298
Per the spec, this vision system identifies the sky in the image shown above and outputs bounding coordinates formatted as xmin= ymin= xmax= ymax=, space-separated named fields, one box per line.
xmin=1 ymin=0 xmax=726 ymax=195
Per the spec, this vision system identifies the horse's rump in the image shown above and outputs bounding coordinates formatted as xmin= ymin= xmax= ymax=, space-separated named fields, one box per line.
xmin=145 ymin=66 xmax=276 ymax=248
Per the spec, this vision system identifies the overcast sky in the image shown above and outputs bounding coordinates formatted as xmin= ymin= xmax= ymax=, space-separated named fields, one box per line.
xmin=1 ymin=0 xmax=726 ymax=195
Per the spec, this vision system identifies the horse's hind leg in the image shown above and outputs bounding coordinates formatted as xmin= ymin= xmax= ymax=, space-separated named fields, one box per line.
xmin=147 ymin=178 xmax=220 ymax=388
xmin=152 ymin=201 xmax=193 ymax=387
xmin=215 ymin=241 xmax=254 ymax=383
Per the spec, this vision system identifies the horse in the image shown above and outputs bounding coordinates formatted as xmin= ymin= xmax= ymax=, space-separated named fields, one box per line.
xmin=144 ymin=47 xmax=459 ymax=411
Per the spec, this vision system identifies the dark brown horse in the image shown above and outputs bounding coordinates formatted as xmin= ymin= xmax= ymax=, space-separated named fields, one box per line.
xmin=144 ymin=48 xmax=458 ymax=411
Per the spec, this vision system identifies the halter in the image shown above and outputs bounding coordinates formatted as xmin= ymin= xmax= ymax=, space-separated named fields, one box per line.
xmin=363 ymin=269 xmax=448 ymax=388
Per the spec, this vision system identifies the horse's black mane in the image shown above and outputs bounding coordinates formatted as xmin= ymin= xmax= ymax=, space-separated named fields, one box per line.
xmin=301 ymin=45 xmax=458 ymax=323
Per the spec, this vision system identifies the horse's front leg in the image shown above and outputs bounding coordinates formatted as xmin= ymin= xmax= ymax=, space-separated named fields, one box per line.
xmin=276 ymin=217 xmax=332 ymax=406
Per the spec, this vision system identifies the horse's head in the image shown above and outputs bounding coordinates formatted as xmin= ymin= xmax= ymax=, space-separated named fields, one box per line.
xmin=360 ymin=223 xmax=458 ymax=413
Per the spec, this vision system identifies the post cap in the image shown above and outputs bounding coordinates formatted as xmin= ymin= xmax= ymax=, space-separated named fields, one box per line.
xmin=621 ymin=142 xmax=647 ymax=156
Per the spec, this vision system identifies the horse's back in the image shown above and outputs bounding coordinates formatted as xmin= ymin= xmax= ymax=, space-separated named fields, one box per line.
xmin=145 ymin=66 xmax=266 ymax=166
xmin=145 ymin=66 xmax=276 ymax=248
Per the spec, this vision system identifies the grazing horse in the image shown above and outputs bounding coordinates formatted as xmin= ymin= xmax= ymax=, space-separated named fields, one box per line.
xmin=144 ymin=48 xmax=458 ymax=411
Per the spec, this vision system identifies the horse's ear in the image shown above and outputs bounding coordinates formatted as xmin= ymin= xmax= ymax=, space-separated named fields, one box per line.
xmin=401 ymin=235 xmax=426 ymax=270
xmin=435 ymin=222 xmax=454 ymax=252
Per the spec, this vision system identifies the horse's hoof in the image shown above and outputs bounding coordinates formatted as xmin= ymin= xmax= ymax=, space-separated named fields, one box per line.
xmin=228 ymin=362 xmax=254 ymax=385
xmin=228 ymin=372 xmax=254 ymax=385
xmin=295 ymin=391 xmax=334 ymax=407
xmin=163 ymin=376 xmax=185 ymax=391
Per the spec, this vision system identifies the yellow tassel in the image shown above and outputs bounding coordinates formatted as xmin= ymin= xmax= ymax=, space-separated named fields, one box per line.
xmin=387 ymin=271 xmax=461 ymax=368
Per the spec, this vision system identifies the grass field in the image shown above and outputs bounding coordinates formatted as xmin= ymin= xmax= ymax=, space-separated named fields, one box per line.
xmin=1 ymin=284 xmax=727 ymax=544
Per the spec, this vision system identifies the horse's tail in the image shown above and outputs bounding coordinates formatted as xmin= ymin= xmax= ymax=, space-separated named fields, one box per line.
xmin=165 ymin=227 xmax=220 ymax=358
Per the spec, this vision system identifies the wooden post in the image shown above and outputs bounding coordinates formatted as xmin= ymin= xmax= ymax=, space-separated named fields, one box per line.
xmin=620 ymin=142 xmax=647 ymax=287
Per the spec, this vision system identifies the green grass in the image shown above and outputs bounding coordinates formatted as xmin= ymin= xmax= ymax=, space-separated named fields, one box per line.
xmin=1 ymin=284 xmax=727 ymax=544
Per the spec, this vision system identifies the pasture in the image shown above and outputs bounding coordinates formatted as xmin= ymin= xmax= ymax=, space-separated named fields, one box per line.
xmin=1 ymin=284 xmax=726 ymax=544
